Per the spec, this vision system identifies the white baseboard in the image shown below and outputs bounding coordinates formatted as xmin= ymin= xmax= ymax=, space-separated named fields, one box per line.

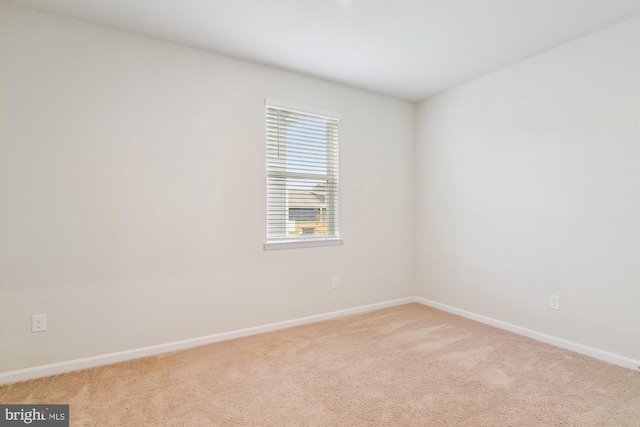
xmin=0 ymin=297 xmax=415 ymax=385
xmin=3 ymin=296 xmax=638 ymax=384
xmin=416 ymin=297 xmax=640 ymax=372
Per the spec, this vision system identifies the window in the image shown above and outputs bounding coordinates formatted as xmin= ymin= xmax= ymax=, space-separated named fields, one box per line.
xmin=265 ymin=99 xmax=341 ymax=250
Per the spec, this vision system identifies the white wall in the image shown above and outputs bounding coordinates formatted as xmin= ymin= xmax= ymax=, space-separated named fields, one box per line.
xmin=415 ymin=17 xmax=640 ymax=359
xmin=2 ymin=2 xmax=638 ymax=376
xmin=0 ymin=3 xmax=415 ymax=373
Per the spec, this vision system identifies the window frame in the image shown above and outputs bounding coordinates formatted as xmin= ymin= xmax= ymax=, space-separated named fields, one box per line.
xmin=263 ymin=99 xmax=343 ymax=251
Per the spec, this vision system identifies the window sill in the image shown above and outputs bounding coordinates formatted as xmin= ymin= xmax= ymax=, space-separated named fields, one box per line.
xmin=263 ymin=238 xmax=344 ymax=251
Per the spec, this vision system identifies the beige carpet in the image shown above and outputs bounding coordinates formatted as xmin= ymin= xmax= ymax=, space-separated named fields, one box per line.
xmin=1 ymin=303 xmax=639 ymax=426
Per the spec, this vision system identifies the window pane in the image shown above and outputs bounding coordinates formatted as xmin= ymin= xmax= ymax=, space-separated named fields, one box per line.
xmin=266 ymin=102 xmax=339 ymax=241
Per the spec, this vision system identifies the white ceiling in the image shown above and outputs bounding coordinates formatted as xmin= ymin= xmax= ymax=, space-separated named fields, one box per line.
xmin=6 ymin=0 xmax=640 ymax=101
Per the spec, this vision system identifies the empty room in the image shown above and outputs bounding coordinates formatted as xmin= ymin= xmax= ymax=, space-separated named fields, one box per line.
xmin=1 ymin=0 xmax=639 ymax=425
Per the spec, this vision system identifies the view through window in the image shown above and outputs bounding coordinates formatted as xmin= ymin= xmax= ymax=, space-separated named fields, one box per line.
xmin=266 ymin=100 xmax=339 ymax=243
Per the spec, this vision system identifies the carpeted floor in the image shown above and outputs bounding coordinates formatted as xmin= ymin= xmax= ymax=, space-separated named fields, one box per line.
xmin=1 ymin=303 xmax=639 ymax=426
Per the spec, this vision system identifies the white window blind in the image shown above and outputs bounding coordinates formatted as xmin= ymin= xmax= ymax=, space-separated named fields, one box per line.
xmin=266 ymin=100 xmax=340 ymax=245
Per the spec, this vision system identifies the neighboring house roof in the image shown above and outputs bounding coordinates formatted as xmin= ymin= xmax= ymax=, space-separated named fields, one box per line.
xmin=288 ymin=183 xmax=327 ymax=209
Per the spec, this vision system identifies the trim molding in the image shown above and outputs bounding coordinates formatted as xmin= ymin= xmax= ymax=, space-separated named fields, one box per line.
xmin=3 ymin=296 xmax=638 ymax=384
xmin=264 ymin=238 xmax=344 ymax=251
xmin=416 ymin=297 xmax=640 ymax=372
xmin=0 ymin=297 xmax=414 ymax=385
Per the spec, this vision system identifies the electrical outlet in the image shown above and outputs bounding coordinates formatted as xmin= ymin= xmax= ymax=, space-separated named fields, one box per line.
xmin=332 ymin=277 xmax=339 ymax=289
xmin=549 ymin=295 xmax=560 ymax=310
xmin=32 ymin=314 xmax=46 ymax=332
